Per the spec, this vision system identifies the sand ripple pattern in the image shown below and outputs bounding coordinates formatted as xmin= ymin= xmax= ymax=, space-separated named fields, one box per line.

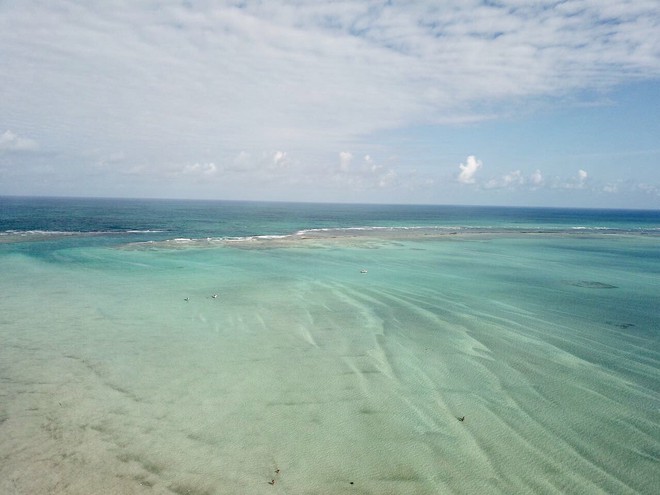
xmin=1 ymin=243 xmax=658 ymax=494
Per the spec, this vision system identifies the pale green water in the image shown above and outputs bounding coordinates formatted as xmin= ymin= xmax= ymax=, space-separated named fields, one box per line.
xmin=1 ymin=199 xmax=659 ymax=494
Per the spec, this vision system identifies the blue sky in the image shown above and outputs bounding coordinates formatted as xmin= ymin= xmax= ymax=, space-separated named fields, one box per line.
xmin=1 ymin=0 xmax=659 ymax=208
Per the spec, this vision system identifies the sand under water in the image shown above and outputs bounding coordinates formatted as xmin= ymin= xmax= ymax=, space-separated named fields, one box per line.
xmin=1 ymin=199 xmax=658 ymax=494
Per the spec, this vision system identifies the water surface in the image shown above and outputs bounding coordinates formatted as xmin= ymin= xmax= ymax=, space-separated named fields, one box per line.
xmin=1 ymin=197 xmax=658 ymax=494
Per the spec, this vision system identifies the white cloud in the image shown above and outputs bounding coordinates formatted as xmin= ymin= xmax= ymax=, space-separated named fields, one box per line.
xmin=458 ymin=156 xmax=482 ymax=184
xmin=503 ymin=170 xmax=524 ymax=187
xmin=469 ymin=166 xmax=606 ymax=194
xmin=182 ymin=162 xmax=217 ymax=177
xmin=0 ymin=1 xmax=658 ymax=203
xmin=0 ymin=130 xmax=38 ymax=152
xmin=2 ymin=1 xmax=658 ymax=156
xmin=485 ymin=169 xmax=525 ymax=189
xmin=176 ymin=149 xmax=296 ymax=185
xmin=339 ymin=151 xmax=353 ymax=171
xmin=553 ymin=168 xmax=591 ymax=190
xmin=329 ymin=153 xmax=399 ymax=191
xmin=530 ymin=169 xmax=543 ymax=187
xmin=272 ymin=151 xmax=288 ymax=169
xmin=570 ymin=169 xmax=589 ymax=189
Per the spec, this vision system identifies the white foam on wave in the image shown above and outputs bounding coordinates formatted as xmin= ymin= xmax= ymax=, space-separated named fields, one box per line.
xmin=127 ymin=233 xmax=294 ymax=249
xmin=1 ymin=229 xmax=77 ymax=236
xmin=225 ymin=234 xmax=290 ymax=241
xmin=571 ymin=226 xmax=613 ymax=230
xmin=295 ymin=225 xmax=463 ymax=236
xmin=2 ymin=229 xmax=167 ymax=238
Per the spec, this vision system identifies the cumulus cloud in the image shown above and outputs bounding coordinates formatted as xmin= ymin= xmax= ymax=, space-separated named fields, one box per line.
xmin=576 ymin=170 xmax=589 ymax=189
xmin=224 ymin=150 xmax=289 ymax=175
xmin=485 ymin=169 xmax=525 ymax=189
xmin=458 ymin=156 xmax=482 ymax=184
xmin=559 ymin=169 xmax=589 ymax=189
xmin=272 ymin=151 xmax=288 ymax=169
xmin=466 ymin=166 xmax=604 ymax=194
xmin=0 ymin=130 xmax=38 ymax=152
xmin=330 ymin=153 xmax=399 ymax=190
xmin=339 ymin=151 xmax=353 ymax=171
xmin=503 ymin=170 xmax=524 ymax=187
xmin=530 ymin=169 xmax=543 ymax=187
xmin=182 ymin=162 xmax=217 ymax=176
xmin=602 ymin=183 xmax=618 ymax=193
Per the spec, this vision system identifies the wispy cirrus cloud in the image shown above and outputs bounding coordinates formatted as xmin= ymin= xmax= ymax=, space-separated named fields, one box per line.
xmin=2 ymin=1 xmax=658 ymax=153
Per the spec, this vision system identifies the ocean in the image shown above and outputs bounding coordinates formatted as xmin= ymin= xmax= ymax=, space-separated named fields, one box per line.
xmin=1 ymin=196 xmax=658 ymax=494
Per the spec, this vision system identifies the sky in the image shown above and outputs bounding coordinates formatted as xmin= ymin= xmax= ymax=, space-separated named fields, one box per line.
xmin=1 ymin=0 xmax=659 ymax=208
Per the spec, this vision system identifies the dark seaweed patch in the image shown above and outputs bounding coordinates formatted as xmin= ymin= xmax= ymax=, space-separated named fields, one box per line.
xmin=606 ymin=321 xmax=636 ymax=329
xmin=169 ymin=483 xmax=214 ymax=495
xmin=565 ymin=280 xmax=618 ymax=289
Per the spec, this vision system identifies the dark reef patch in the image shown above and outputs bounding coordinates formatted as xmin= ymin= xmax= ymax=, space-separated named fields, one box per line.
xmin=565 ymin=280 xmax=618 ymax=289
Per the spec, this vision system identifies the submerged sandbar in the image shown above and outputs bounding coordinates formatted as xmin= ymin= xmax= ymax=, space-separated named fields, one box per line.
xmin=121 ymin=226 xmax=654 ymax=251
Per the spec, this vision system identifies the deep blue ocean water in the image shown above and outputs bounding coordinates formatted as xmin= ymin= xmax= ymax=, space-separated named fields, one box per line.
xmin=2 ymin=196 xmax=658 ymax=246
xmin=1 ymin=196 xmax=658 ymax=494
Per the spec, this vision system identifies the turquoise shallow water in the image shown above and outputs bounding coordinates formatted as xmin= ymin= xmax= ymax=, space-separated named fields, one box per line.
xmin=1 ymin=197 xmax=659 ymax=494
